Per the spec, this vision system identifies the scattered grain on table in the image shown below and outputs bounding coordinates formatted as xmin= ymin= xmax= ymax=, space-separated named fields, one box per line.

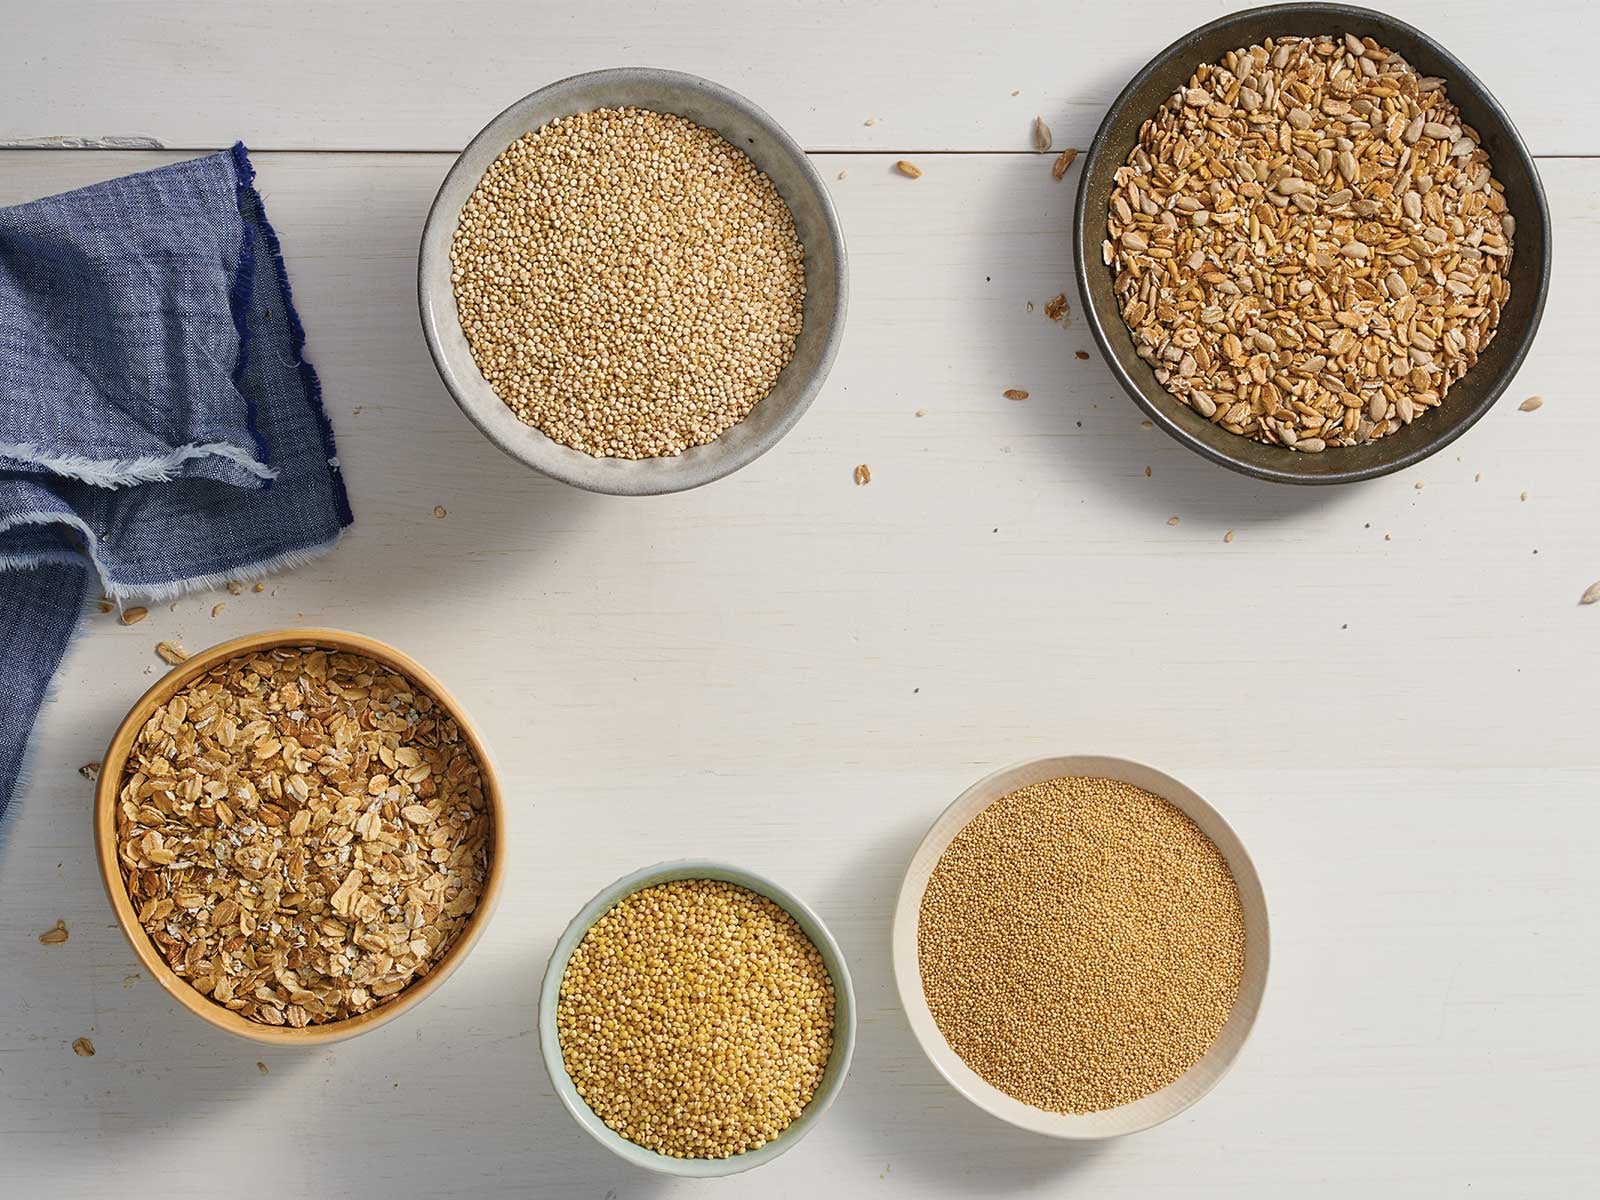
xmin=854 ymin=463 xmax=872 ymax=485
xmin=256 ymin=1061 xmax=269 ymax=1075
xmin=71 ymin=1037 xmax=95 ymax=1057
xmin=1051 ymin=148 xmax=1079 ymax=179
xmin=119 ymin=607 xmax=148 ymax=626
xmin=226 ymin=581 xmax=243 ymax=595
xmin=78 ymin=762 xmax=100 ymax=781
xmin=433 ymin=505 xmax=447 ymax=519
xmin=1167 ymin=515 xmax=1181 ymax=526
xmin=1518 ymin=396 xmax=1543 ymax=412
xmin=155 ymin=641 xmax=188 ymax=665
xmin=1580 ymin=581 xmax=1600 ymax=606
xmin=1044 ymin=294 xmax=1069 ymax=324
xmin=1033 ymin=116 xmax=1052 ymax=152
xmin=1224 ymin=529 xmax=1236 ymax=542
xmin=1075 ymin=350 xmax=1090 ymax=360
xmin=38 ymin=920 xmax=69 ymax=945
xmin=252 ymin=582 xmax=265 ymax=593
xmin=1004 ymin=389 xmax=1030 ymax=401
xmin=896 ymin=159 xmax=923 ymax=178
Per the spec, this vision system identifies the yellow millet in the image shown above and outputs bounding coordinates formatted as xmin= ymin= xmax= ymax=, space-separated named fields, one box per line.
xmin=449 ymin=107 xmax=806 ymax=459
xmin=556 ymin=879 xmax=835 ymax=1159
xmin=918 ymin=776 xmax=1246 ymax=1114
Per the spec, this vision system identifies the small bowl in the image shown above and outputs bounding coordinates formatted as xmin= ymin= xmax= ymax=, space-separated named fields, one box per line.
xmin=892 ymin=755 xmax=1269 ymax=1139
xmin=1074 ymin=3 xmax=1551 ymax=484
xmin=539 ymin=860 xmax=856 ymax=1176
xmin=419 ymin=67 xmax=849 ymax=495
xmin=94 ymin=629 xmax=506 ymax=1046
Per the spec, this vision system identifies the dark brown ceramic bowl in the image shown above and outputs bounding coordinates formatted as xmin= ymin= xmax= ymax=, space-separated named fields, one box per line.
xmin=1074 ymin=2 xmax=1551 ymax=485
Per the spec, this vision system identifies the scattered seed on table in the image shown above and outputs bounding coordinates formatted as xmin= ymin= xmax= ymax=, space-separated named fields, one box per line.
xmin=914 ymin=408 xmax=927 ymax=417
xmin=1224 ymin=529 xmax=1236 ymax=543
xmin=1004 ymin=389 xmax=1030 ymax=401
xmin=71 ymin=1038 xmax=95 ymax=1057
xmin=918 ymin=776 xmax=1245 ymax=1113
xmin=155 ymin=641 xmax=188 ymax=666
xmin=896 ymin=159 xmax=923 ymax=178
xmin=865 ymin=116 xmax=879 ymax=126
xmin=451 ymin=107 xmax=805 ymax=460
xmin=837 ymin=168 xmax=848 ymax=181
xmin=1519 ymin=396 xmax=1543 ymax=412
xmin=252 ymin=582 xmax=265 ymax=593
xmin=1033 ymin=116 xmax=1053 ymax=152
xmin=854 ymin=463 xmax=872 ymax=485
xmin=78 ymin=762 xmax=99 ymax=781
xmin=257 ymin=1061 xmax=269 ymax=1075
xmin=1075 ymin=351 xmax=1090 ymax=361
xmin=557 ymin=879 xmax=834 ymax=1160
xmin=1044 ymin=294 xmax=1069 ymax=323
xmin=1145 ymin=466 xmax=1152 ymax=477
xmin=1581 ymin=581 xmax=1600 ymax=606
xmin=1051 ymin=148 xmax=1079 ymax=179
xmin=119 ymin=607 xmax=148 ymax=626
xmin=433 ymin=505 xmax=447 ymax=519
xmin=38 ymin=920 xmax=68 ymax=945
xmin=211 ymin=603 xmax=226 ymax=617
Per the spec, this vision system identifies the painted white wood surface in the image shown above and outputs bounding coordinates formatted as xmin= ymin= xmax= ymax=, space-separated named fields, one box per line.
xmin=2 ymin=0 xmax=1595 ymax=155
xmin=1 ymin=9 xmax=1598 ymax=1193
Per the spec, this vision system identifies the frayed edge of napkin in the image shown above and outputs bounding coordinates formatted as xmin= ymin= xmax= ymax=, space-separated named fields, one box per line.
xmin=0 ymin=509 xmax=342 ymax=605
xmin=0 ymin=440 xmax=277 ymax=489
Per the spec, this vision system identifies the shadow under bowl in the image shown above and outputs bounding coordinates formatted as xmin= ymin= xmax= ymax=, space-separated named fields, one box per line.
xmin=1073 ymin=2 xmax=1551 ymax=484
xmin=419 ymin=67 xmax=849 ymax=496
xmin=538 ymin=859 xmax=857 ymax=1176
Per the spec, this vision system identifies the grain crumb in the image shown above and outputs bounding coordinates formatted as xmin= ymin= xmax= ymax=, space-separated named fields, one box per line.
xmin=71 ymin=1037 xmax=95 ymax=1057
xmin=914 ymin=408 xmax=926 ymax=417
xmin=78 ymin=762 xmax=100 ymax=781
xmin=97 ymin=601 xmax=114 ymax=614
xmin=119 ymin=607 xmax=148 ymax=626
xmin=226 ymin=581 xmax=243 ymax=595
xmin=1521 ymin=490 xmax=1529 ymax=502
xmin=837 ymin=168 xmax=848 ymax=181
xmin=1033 ymin=116 xmax=1052 ymax=153
xmin=865 ymin=117 xmax=879 ymax=126
xmin=211 ymin=603 xmax=226 ymax=617
xmin=1044 ymin=294 xmax=1069 ymax=323
xmin=1051 ymin=147 xmax=1079 ymax=179
xmin=257 ymin=1061 xmax=269 ymax=1075
xmin=1075 ymin=350 xmax=1090 ymax=360
xmin=252 ymin=582 xmax=265 ymax=593
xmin=433 ymin=505 xmax=447 ymax=519
xmin=1518 ymin=396 xmax=1543 ymax=412
xmin=1144 ymin=466 xmax=1152 ymax=477
xmin=38 ymin=920 xmax=69 ymax=945
xmin=1580 ymin=581 xmax=1600 ymax=606
xmin=895 ymin=159 xmax=922 ymax=179
xmin=853 ymin=463 xmax=872 ymax=486
xmin=155 ymin=641 xmax=188 ymax=666
xmin=1167 ymin=515 xmax=1181 ymax=526
xmin=1003 ymin=389 xmax=1030 ymax=401
xmin=1223 ymin=530 xmax=1236 ymax=543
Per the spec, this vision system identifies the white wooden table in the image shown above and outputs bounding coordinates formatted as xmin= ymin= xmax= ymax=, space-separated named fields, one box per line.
xmin=3 ymin=3 xmax=1597 ymax=1196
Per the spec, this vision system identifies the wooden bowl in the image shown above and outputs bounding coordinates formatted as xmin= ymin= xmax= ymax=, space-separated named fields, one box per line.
xmin=1073 ymin=2 xmax=1551 ymax=484
xmin=93 ymin=629 xmax=505 ymax=1045
xmin=892 ymin=755 xmax=1269 ymax=1139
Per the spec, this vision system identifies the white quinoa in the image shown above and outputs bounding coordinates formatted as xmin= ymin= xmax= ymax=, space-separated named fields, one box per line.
xmin=450 ymin=107 xmax=806 ymax=459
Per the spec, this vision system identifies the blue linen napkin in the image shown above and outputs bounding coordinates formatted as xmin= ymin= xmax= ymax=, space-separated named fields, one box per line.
xmin=0 ymin=144 xmax=353 ymax=826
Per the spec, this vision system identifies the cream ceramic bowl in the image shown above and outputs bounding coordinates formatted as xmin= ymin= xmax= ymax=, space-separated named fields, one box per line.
xmin=94 ymin=629 xmax=505 ymax=1046
xmin=892 ymin=754 xmax=1269 ymax=1139
xmin=419 ymin=67 xmax=849 ymax=495
xmin=539 ymin=860 xmax=856 ymax=1176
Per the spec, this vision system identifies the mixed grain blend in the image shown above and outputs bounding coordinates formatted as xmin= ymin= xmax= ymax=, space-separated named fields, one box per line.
xmin=451 ymin=107 xmax=806 ymax=459
xmin=557 ymin=879 xmax=835 ymax=1159
xmin=1106 ymin=34 xmax=1513 ymax=450
xmin=114 ymin=646 xmax=492 ymax=1027
xmin=918 ymin=775 xmax=1246 ymax=1113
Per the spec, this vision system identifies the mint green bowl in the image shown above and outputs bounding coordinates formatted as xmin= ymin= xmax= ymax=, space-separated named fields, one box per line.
xmin=538 ymin=860 xmax=857 ymax=1177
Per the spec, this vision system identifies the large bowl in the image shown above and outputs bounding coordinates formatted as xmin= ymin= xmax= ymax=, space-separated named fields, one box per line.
xmin=1074 ymin=3 xmax=1551 ymax=484
xmin=539 ymin=860 xmax=856 ymax=1176
xmin=892 ymin=755 xmax=1270 ymax=1139
xmin=94 ymin=629 xmax=506 ymax=1046
xmin=419 ymin=68 xmax=849 ymax=495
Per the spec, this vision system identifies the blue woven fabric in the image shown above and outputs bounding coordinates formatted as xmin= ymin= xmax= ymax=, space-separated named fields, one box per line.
xmin=0 ymin=145 xmax=352 ymax=825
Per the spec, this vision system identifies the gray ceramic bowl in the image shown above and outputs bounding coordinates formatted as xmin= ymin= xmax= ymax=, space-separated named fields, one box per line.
xmin=538 ymin=860 xmax=856 ymax=1177
xmin=1074 ymin=3 xmax=1550 ymax=484
xmin=419 ymin=68 xmax=848 ymax=495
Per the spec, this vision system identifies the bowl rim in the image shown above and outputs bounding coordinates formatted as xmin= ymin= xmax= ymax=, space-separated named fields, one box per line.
xmin=1072 ymin=1 xmax=1553 ymax=485
xmin=93 ymin=627 xmax=507 ymax=1046
xmin=417 ymin=66 xmax=850 ymax=496
xmin=537 ymin=858 xmax=857 ymax=1177
xmin=891 ymin=754 xmax=1271 ymax=1139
